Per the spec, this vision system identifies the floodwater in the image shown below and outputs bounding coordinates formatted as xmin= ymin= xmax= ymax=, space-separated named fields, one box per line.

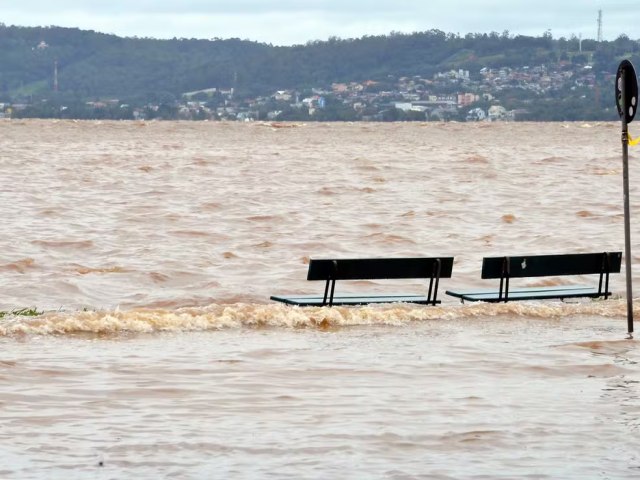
xmin=0 ymin=120 xmax=639 ymax=478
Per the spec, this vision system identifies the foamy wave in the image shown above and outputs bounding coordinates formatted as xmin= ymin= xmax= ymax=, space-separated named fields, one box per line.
xmin=0 ymin=300 xmax=631 ymax=336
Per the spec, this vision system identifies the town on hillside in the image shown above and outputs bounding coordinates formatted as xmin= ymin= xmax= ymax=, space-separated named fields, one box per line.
xmin=3 ymin=59 xmax=611 ymax=122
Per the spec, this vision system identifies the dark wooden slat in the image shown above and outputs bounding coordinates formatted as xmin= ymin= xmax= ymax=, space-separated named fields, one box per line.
xmin=307 ymin=257 xmax=454 ymax=281
xmin=481 ymin=252 xmax=622 ymax=279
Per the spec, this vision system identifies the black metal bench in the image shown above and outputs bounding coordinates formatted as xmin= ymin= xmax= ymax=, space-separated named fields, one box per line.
xmin=446 ymin=252 xmax=622 ymax=303
xmin=271 ymin=257 xmax=454 ymax=307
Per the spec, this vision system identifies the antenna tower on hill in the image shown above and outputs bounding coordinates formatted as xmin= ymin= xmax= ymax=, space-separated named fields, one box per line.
xmin=579 ymin=33 xmax=582 ymax=52
xmin=53 ymin=59 xmax=58 ymax=92
xmin=597 ymin=9 xmax=603 ymax=42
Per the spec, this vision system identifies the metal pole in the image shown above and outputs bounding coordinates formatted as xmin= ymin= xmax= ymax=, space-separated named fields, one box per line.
xmin=621 ymin=80 xmax=634 ymax=337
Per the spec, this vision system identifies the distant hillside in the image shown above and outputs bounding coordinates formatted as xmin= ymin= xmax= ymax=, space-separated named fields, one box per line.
xmin=2 ymin=24 xmax=638 ymax=104
xmin=2 ymin=23 xmax=640 ymax=124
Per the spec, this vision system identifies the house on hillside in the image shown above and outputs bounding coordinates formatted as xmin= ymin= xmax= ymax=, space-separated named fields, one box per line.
xmin=466 ymin=108 xmax=486 ymax=121
xmin=488 ymin=105 xmax=508 ymax=121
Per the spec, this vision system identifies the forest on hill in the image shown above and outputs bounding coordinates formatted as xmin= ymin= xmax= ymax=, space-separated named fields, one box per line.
xmin=1 ymin=24 xmax=639 ymax=120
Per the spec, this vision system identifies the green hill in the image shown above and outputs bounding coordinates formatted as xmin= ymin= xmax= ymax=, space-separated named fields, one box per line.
xmin=1 ymin=24 xmax=639 ymax=120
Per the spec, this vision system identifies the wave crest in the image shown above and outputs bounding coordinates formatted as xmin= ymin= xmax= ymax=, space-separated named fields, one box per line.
xmin=0 ymin=300 xmax=630 ymax=336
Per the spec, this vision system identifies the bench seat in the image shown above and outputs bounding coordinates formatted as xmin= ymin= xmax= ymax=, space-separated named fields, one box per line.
xmin=446 ymin=252 xmax=621 ymax=303
xmin=270 ymin=293 xmax=441 ymax=307
xmin=271 ymin=257 xmax=453 ymax=307
xmin=445 ymin=285 xmax=609 ymax=303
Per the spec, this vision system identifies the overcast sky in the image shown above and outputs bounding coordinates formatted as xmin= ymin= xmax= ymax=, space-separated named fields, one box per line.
xmin=3 ymin=1 xmax=637 ymax=45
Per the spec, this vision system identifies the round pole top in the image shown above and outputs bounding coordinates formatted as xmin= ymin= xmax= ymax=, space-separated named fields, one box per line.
xmin=616 ymin=60 xmax=638 ymax=124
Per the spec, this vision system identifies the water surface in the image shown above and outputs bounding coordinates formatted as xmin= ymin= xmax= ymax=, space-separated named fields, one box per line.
xmin=0 ymin=120 xmax=638 ymax=478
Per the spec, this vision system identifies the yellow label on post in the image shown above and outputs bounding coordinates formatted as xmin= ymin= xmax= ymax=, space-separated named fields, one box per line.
xmin=629 ymin=134 xmax=640 ymax=146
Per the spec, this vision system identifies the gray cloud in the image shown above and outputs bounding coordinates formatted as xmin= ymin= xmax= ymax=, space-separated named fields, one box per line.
xmin=3 ymin=1 xmax=638 ymax=44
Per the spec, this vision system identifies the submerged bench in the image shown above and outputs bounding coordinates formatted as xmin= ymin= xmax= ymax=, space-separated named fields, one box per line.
xmin=271 ymin=257 xmax=454 ymax=307
xmin=446 ymin=251 xmax=622 ymax=303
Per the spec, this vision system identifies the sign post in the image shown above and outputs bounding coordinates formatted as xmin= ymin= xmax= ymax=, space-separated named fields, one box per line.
xmin=615 ymin=60 xmax=638 ymax=337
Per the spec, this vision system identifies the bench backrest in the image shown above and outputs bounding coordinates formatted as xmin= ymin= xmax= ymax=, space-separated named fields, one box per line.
xmin=307 ymin=257 xmax=454 ymax=281
xmin=481 ymin=252 xmax=622 ymax=279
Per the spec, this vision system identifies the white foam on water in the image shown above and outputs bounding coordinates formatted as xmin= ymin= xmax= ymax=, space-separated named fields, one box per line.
xmin=0 ymin=299 xmax=632 ymax=336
